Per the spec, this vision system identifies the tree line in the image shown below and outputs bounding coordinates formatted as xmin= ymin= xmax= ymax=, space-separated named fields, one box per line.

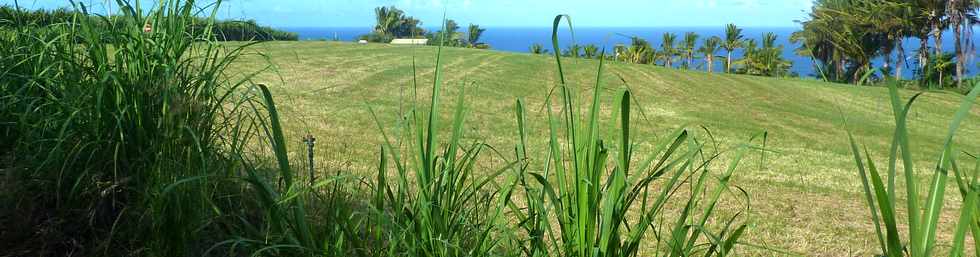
xmin=530 ymin=24 xmax=793 ymax=77
xmin=0 ymin=5 xmax=298 ymax=41
xmin=363 ymin=2 xmax=980 ymax=86
xmin=362 ymin=6 xmax=489 ymax=49
xmin=793 ymin=0 xmax=978 ymax=89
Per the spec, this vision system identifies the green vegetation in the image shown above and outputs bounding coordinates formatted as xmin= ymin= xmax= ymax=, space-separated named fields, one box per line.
xmin=4 ymin=1 xmax=980 ymax=257
xmin=543 ymin=24 xmax=791 ymax=78
xmin=848 ymin=83 xmax=980 ymax=257
xmin=428 ymin=20 xmax=489 ymax=48
xmin=659 ymin=32 xmax=678 ymax=68
xmin=511 ymin=17 xmax=755 ymax=257
xmin=0 ymin=0 xmax=274 ymax=255
xmin=232 ymin=39 xmax=980 ymax=255
xmin=0 ymin=2 xmax=752 ymax=256
xmin=364 ymin=5 xmax=426 ymax=42
xmin=584 ymin=44 xmax=600 ymax=58
xmin=467 ymin=23 xmax=487 ymax=48
xmin=723 ymin=24 xmax=744 ymax=74
xmin=736 ymin=32 xmax=792 ymax=77
xmin=680 ymin=32 xmax=699 ymax=69
xmin=530 ymin=42 xmax=549 ymax=54
xmin=793 ymin=0 xmax=978 ymax=88
xmin=206 ymin=19 xmax=300 ymax=41
xmin=615 ymin=37 xmax=655 ymax=64
xmin=698 ymin=36 xmax=722 ymax=73
xmin=363 ymin=6 xmax=489 ymax=49
xmin=0 ymin=4 xmax=298 ymax=41
xmin=562 ymin=43 xmax=581 ymax=58
xmin=428 ymin=19 xmax=465 ymax=46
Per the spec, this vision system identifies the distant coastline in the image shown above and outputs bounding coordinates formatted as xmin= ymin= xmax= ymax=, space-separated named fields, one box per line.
xmin=281 ymin=26 xmax=980 ymax=78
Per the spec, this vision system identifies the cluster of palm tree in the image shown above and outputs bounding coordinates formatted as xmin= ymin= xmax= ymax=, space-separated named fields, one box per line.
xmin=737 ymin=32 xmax=793 ymax=77
xmin=611 ymin=37 xmax=655 ymax=64
xmin=529 ymin=43 xmax=549 ymax=54
xmin=552 ymin=43 xmax=597 ymax=58
xmin=530 ymin=43 xmax=600 ymax=57
xmin=792 ymin=0 xmax=978 ymax=88
xmin=365 ymin=7 xmax=489 ymax=48
xmin=361 ymin=6 xmax=425 ymax=42
xmin=532 ymin=24 xmax=791 ymax=77
xmin=426 ymin=19 xmax=488 ymax=48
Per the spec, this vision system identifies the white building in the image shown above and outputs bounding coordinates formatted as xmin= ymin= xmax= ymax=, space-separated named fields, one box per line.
xmin=390 ymin=38 xmax=429 ymax=45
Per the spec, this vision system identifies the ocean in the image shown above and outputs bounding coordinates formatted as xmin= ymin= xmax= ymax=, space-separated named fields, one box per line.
xmin=282 ymin=26 xmax=980 ymax=78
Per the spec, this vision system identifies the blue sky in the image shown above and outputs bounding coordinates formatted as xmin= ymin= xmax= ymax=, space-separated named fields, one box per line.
xmin=13 ymin=0 xmax=812 ymax=28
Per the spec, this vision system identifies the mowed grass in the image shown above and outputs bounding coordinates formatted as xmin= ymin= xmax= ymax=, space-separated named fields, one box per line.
xmin=229 ymin=41 xmax=980 ymax=256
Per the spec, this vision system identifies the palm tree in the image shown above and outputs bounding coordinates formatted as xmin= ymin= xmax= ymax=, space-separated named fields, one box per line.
xmin=373 ymin=6 xmax=425 ymax=40
xmin=660 ymin=32 xmax=677 ymax=68
xmin=907 ymin=0 xmax=949 ymax=85
xmin=915 ymin=20 xmax=931 ymax=71
xmin=889 ymin=0 xmax=923 ymax=81
xmin=530 ymin=43 xmax=548 ymax=54
xmin=627 ymin=37 xmax=654 ymax=64
xmin=879 ymin=0 xmax=929 ymax=76
xmin=466 ymin=24 xmax=485 ymax=47
xmin=946 ymin=0 xmax=977 ymax=88
xmin=699 ymin=36 xmax=721 ymax=73
xmin=791 ymin=24 xmax=837 ymax=81
xmin=901 ymin=0 xmax=945 ymax=73
xmin=614 ymin=44 xmax=628 ymax=62
xmin=442 ymin=19 xmax=462 ymax=46
xmin=373 ymin=6 xmax=404 ymax=37
xmin=583 ymin=44 xmax=599 ymax=59
xmin=758 ymin=32 xmax=788 ymax=76
xmin=795 ymin=0 xmax=890 ymax=83
xmin=681 ymin=32 xmax=699 ymax=69
xmin=921 ymin=0 xmax=948 ymax=57
xmin=627 ymin=46 xmax=647 ymax=64
xmin=723 ymin=24 xmax=744 ymax=73
xmin=922 ymin=52 xmax=956 ymax=88
xmin=564 ymin=44 xmax=582 ymax=58
xmin=863 ymin=0 xmax=917 ymax=81
xmin=739 ymin=38 xmax=758 ymax=74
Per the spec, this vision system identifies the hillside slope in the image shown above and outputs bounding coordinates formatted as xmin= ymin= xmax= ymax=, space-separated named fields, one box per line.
xmin=232 ymin=41 xmax=980 ymax=256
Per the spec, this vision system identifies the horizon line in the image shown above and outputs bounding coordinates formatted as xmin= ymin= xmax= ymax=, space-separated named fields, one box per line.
xmin=277 ymin=25 xmax=804 ymax=29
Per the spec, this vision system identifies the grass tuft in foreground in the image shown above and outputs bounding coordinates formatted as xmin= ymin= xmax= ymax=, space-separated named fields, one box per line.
xmin=0 ymin=0 xmax=293 ymax=255
xmin=509 ymin=15 xmax=761 ymax=257
xmin=848 ymin=81 xmax=980 ymax=257
xmin=3 ymin=1 xmax=915 ymax=256
xmin=366 ymin=18 xmax=519 ymax=257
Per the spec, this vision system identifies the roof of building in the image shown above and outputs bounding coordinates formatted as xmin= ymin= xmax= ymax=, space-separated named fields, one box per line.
xmin=390 ymin=38 xmax=428 ymax=45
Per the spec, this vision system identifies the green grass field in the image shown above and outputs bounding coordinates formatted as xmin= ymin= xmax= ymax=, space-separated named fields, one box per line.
xmin=230 ymin=41 xmax=980 ymax=256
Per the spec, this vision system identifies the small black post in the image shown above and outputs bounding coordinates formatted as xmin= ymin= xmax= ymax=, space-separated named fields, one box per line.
xmin=302 ymin=134 xmax=316 ymax=187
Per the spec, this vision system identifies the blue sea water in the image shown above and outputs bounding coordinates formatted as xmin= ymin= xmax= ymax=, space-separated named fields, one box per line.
xmin=282 ymin=26 xmax=980 ymax=78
